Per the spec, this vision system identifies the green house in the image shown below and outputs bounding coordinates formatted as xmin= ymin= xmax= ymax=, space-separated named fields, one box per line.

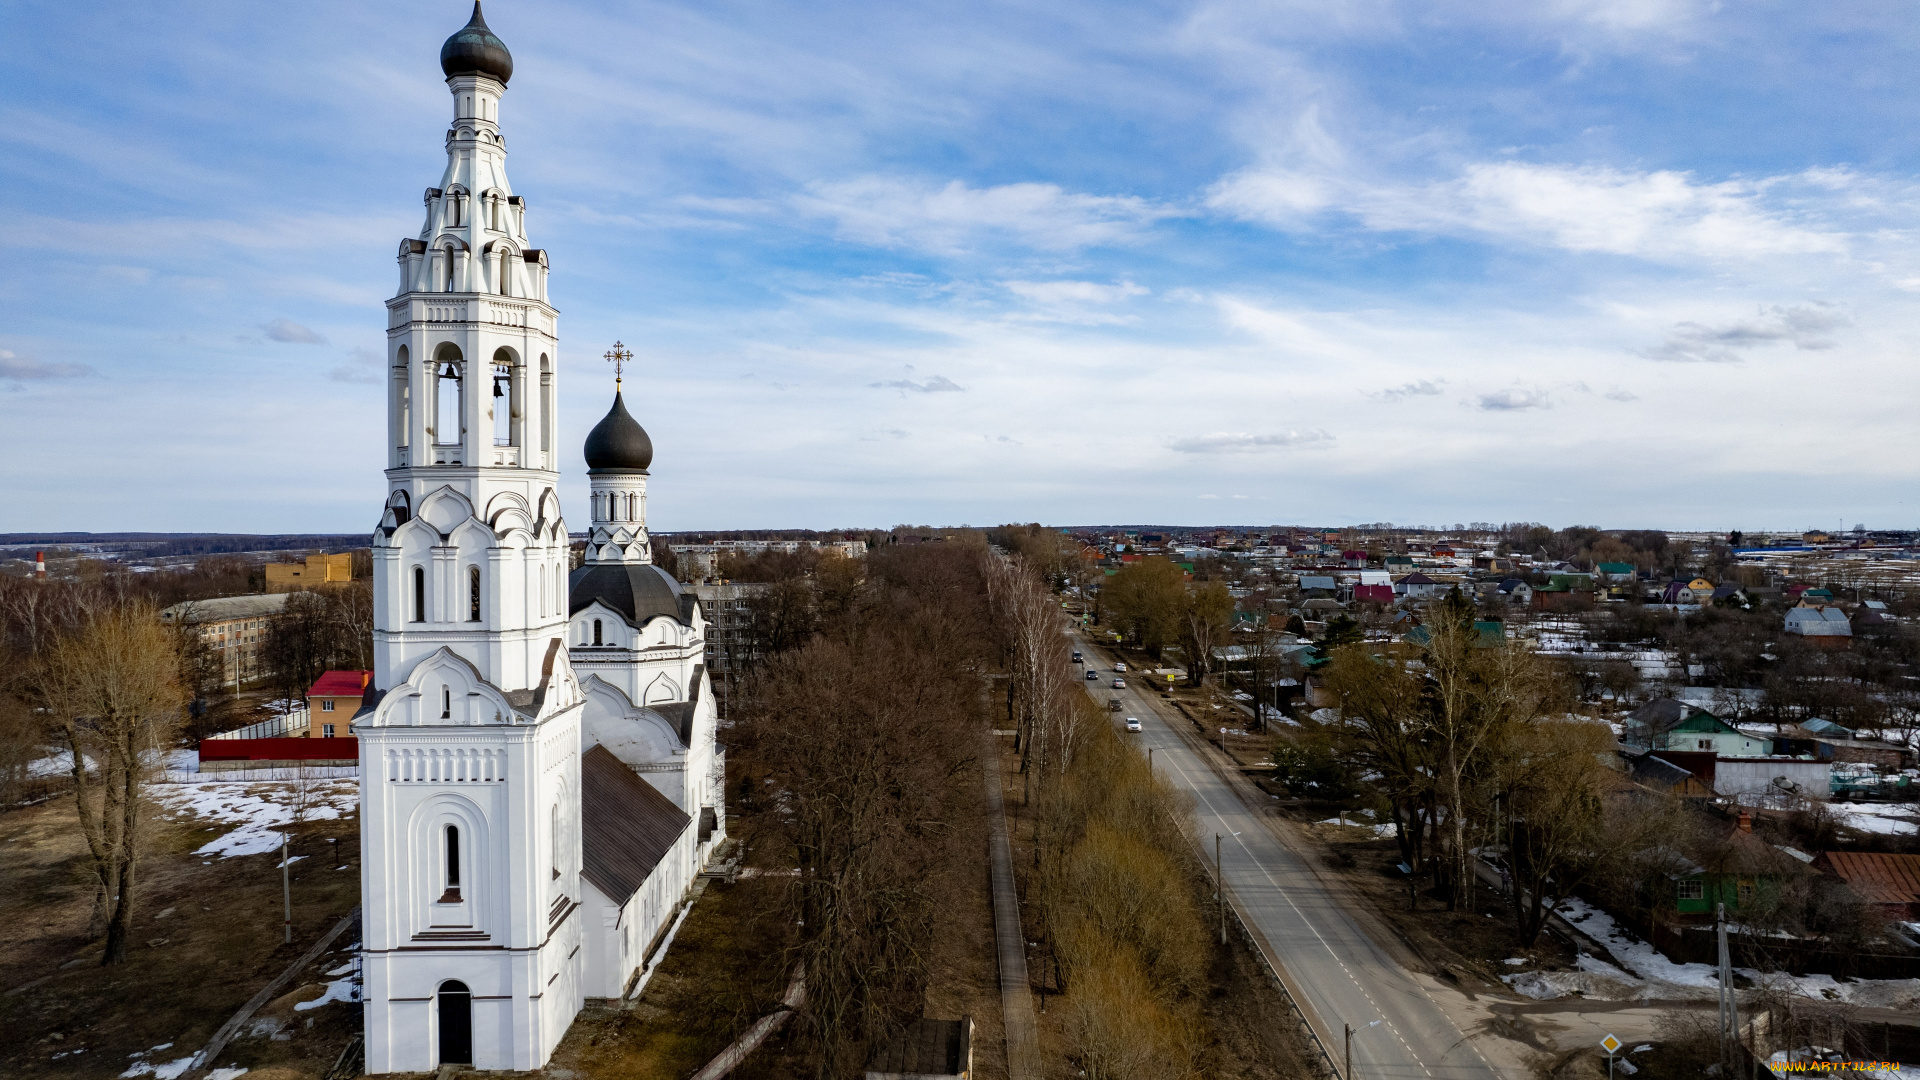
xmin=1671 ymin=819 xmax=1808 ymax=917
xmin=1657 ymin=710 xmax=1772 ymax=757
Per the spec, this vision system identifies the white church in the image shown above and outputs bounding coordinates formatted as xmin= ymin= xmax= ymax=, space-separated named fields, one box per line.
xmin=352 ymin=5 xmax=726 ymax=1071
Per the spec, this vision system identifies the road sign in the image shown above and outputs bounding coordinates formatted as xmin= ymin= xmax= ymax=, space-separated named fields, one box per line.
xmin=1600 ymin=1033 xmax=1622 ymax=1055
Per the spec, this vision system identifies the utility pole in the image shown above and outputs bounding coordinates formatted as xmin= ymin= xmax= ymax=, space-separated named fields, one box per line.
xmin=1216 ymin=833 xmax=1225 ymax=944
xmin=1346 ymin=1022 xmax=1353 ymax=1080
xmin=281 ymin=832 xmax=293 ymax=944
xmin=1717 ymin=902 xmax=1740 ymax=1075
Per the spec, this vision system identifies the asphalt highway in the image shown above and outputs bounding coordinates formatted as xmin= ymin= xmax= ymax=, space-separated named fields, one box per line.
xmin=1073 ymin=631 xmax=1512 ymax=1080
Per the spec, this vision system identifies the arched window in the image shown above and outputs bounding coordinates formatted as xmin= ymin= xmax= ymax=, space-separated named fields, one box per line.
xmin=592 ymin=619 xmax=602 ymax=646
xmin=468 ymin=566 xmax=481 ymax=621
xmin=412 ymin=566 xmax=426 ymax=622
xmin=441 ymin=686 xmax=452 ymax=720
xmin=491 ymin=352 xmax=515 ymax=446
xmin=393 ymin=345 xmax=411 ymax=451
xmin=444 ymin=245 xmax=457 ymax=291
xmin=539 ymin=355 xmax=553 ymax=453
xmin=498 ymin=247 xmax=508 ymax=295
xmin=434 ymin=347 xmax=462 ymax=446
xmin=446 ymin=824 xmax=462 ymax=891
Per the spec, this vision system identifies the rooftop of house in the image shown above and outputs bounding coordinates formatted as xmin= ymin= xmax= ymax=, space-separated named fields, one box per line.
xmin=1811 ymin=851 xmax=1920 ymax=906
xmin=308 ymin=670 xmax=372 ymax=698
xmin=159 ymin=593 xmax=293 ymax=624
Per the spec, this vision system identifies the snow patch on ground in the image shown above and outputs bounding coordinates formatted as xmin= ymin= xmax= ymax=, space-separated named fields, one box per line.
xmin=1830 ymin=801 xmax=1920 ymax=836
xmin=150 ymin=779 xmax=356 ymax=859
xmin=120 ymin=1054 xmax=196 ymax=1079
xmin=294 ymin=974 xmax=358 ymax=1012
xmin=1507 ymin=897 xmax=1920 ymax=1008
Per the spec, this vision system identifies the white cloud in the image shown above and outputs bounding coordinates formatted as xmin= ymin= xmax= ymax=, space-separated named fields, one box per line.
xmin=0 ymin=349 xmax=93 ymax=380
xmin=263 ymin=318 xmax=328 ymax=344
xmin=1211 ymin=162 xmax=1849 ymax=262
xmin=1638 ymin=303 xmax=1849 ymax=363
xmin=329 ymin=345 xmax=383 ymax=384
xmin=1003 ymin=279 xmax=1149 ymax=305
xmin=1476 ymin=386 xmax=1552 ymax=411
xmin=1604 ymin=388 xmax=1639 ymax=402
xmin=1170 ymin=430 xmax=1335 ymax=453
xmin=870 ymin=374 xmax=965 ymax=393
xmin=797 ymin=177 xmax=1179 ymax=254
xmin=1375 ymin=379 xmax=1445 ymax=401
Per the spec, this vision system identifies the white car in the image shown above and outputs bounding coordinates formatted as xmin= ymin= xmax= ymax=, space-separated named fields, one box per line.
xmin=1112 ymin=679 xmax=1126 ymax=689
xmin=1124 ymin=717 xmax=1142 ymax=732
xmin=1113 ymin=662 xmax=1128 ymax=672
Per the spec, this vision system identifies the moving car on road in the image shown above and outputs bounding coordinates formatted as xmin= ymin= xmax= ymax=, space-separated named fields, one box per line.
xmin=1112 ymin=679 xmax=1126 ymax=689
xmin=1124 ymin=717 xmax=1142 ymax=732
xmin=1113 ymin=662 xmax=1128 ymax=672
xmin=1086 ymin=669 xmax=1099 ymax=680
xmin=1072 ymin=651 xmax=1083 ymax=663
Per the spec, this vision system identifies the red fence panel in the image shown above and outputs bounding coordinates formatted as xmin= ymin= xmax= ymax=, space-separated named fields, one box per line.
xmin=199 ymin=737 xmax=359 ymax=762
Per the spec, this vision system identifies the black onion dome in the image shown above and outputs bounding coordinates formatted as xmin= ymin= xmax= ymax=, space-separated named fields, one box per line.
xmin=440 ymin=2 xmax=513 ymax=84
xmin=583 ymin=391 xmax=653 ymax=473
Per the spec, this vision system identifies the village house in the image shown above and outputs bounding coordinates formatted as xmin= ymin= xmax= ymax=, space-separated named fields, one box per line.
xmin=1784 ymin=605 xmax=1853 ymax=648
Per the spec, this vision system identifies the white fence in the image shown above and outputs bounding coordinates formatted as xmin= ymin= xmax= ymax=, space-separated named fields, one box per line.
xmin=205 ymin=707 xmax=310 ymax=741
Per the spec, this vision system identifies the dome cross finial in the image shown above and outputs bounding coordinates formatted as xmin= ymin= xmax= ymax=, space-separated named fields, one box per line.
xmin=603 ymin=341 xmax=633 ymax=388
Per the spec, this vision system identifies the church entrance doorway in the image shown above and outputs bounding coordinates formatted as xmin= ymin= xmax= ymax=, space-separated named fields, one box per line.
xmin=437 ymin=980 xmax=472 ymax=1065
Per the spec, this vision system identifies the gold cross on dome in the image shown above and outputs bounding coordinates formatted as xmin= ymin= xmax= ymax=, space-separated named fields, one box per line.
xmin=604 ymin=341 xmax=633 ymax=387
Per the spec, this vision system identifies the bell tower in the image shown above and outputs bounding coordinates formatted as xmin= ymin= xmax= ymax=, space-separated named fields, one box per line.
xmin=356 ymin=7 xmax=587 ymax=1075
xmin=371 ymin=0 xmax=567 ymax=694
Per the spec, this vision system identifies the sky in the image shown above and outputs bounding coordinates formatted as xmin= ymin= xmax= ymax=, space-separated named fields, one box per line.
xmin=2 ymin=0 xmax=1917 ymax=535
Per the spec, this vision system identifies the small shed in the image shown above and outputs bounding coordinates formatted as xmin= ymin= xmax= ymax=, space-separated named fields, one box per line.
xmin=865 ymin=1017 xmax=973 ymax=1080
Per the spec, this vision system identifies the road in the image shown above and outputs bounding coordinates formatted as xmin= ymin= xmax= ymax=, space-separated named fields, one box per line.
xmin=1072 ymin=632 xmax=1516 ymax=1080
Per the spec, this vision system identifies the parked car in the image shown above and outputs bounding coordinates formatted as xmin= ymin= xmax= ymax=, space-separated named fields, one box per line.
xmin=1113 ymin=662 xmax=1128 ymax=672
xmin=1086 ymin=669 xmax=1099 ymax=680
xmin=1124 ymin=717 xmax=1142 ymax=732
xmin=1112 ymin=679 xmax=1126 ymax=689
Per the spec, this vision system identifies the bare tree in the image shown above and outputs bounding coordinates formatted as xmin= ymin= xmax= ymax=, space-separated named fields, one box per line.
xmin=34 ymin=601 xmax=183 ymax=963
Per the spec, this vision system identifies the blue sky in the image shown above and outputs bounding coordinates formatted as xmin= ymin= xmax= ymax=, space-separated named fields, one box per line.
xmin=3 ymin=0 xmax=1916 ymax=534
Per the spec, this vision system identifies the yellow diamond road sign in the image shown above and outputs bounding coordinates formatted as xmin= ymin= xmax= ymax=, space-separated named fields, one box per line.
xmin=1600 ymin=1034 xmax=1622 ymax=1055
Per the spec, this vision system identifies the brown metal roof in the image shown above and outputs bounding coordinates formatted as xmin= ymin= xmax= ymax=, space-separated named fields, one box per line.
xmin=1813 ymin=851 xmax=1920 ymax=906
xmin=579 ymin=744 xmax=692 ymax=905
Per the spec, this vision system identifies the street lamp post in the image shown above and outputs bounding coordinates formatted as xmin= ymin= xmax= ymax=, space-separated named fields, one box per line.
xmin=1215 ymin=831 xmax=1240 ymax=944
xmin=1345 ymin=1019 xmax=1381 ymax=1079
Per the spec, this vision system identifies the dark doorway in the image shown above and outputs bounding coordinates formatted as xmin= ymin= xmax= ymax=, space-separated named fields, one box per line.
xmin=438 ymin=980 xmax=472 ymax=1065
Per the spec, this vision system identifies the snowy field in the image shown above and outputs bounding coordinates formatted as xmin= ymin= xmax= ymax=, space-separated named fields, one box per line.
xmin=1501 ymin=895 xmax=1920 ymax=1013
xmin=150 ymin=772 xmax=358 ymax=859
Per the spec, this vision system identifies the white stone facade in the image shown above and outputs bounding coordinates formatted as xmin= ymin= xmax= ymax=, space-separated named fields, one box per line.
xmin=355 ymin=8 xmax=721 ymax=1072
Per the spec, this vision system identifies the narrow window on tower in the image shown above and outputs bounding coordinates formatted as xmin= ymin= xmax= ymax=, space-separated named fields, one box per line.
xmin=413 ymin=566 xmax=426 ymax=622
xmin=539 ymin=356 xmax=553 ymax=453
xmin=441 ymin=686 xmax=452 ymax=720
xmin=444 ymin=246 xmax=457 ymax=291
xmin=444 ymin=824 xmax=461 ymax=901
xmin=593 ymin=619 xmax=602 ymax=646
xmin=550 ymin=805 xmax=560 ymax=879
xmin=468 ymin=566 xmax=481 ymax=622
